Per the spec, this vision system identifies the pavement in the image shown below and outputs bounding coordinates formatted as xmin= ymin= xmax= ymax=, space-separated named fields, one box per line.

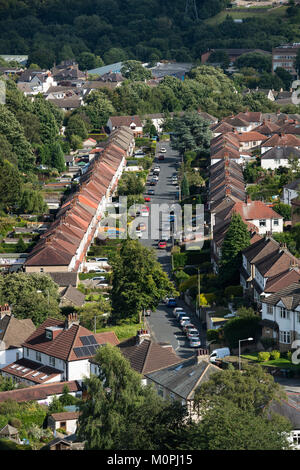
xmin=139 ymin=140 xmax=206 ymax=358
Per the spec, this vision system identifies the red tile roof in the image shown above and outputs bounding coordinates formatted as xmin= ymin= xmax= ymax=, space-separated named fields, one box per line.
xmin=0 ymin=381 xmax=81 ymax=403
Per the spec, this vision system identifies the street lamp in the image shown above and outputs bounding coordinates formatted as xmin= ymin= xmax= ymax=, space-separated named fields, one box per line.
xmin=239 ymin=337 xmax=253 ymax=370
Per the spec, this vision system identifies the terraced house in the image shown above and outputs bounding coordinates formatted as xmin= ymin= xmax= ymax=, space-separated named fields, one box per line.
xmin=24 ymin=127 xmax=134 ymax=274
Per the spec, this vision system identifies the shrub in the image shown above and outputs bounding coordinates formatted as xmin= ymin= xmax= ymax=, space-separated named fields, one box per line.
xmin=224 ymin=285 xmax=243 ymax=298
xmin=260 ymin=337 xmax=276 ymax=350
xmin=197 ymin=292 xmax=216 ymax=306
xmin=207 ymin=329 xmax=220 ymax=343
xmin=287 ymin=351 xmax=292 ymax=362
xmin=258 ymin=351 xmax=271 ymax=362
xmin=8 ymin=417 xmax=21 ymax=429
xmin=270 ymin=350 xmax=280 ymax=360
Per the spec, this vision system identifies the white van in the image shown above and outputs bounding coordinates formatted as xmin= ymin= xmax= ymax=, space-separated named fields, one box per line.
xmin=209 ymin=347 xmax=230 ymax=363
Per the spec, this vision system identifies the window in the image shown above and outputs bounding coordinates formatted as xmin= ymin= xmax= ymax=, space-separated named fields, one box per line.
xmin=280 ymin=308 xmax=289 ymax=319
xmin=40 ymin=268 xmax=44 ymax=273
xmin=267 ymin=305 xmax=273 ymax=315
xmin=49 ymin=356 xmax=55 ymax=367
xmin=297 ymin=313 xmax=300 ymax=324
xmin=273 ymin=219 xmax=279 ymax=226
xmin=292 ymin=432 xmax=300 ymax=446
xmin=259 ymin=219 xmax=266 ymax=227
xmin=279 ymin=331 xmax=291 ymax=344
xmin=157 ymin=385 xmax=164 ymax=397
xmin=36 ymin=351 xmax=41 ymax=362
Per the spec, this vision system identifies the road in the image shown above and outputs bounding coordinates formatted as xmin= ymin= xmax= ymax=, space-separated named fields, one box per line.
xmin=138 ymin=140 xmax=206 ymax=359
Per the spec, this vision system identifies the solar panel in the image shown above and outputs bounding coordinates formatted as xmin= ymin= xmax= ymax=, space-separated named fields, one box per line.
xmin=80 ymin=336 xmax=90 ymax=346
xmin=74 ymin=347 xmax=85 ymax=358
xmin=81 ymin=346 xmax=91 ymax=356
xmin=88 ymin=335 xmax=98 ymax=345
xmin=87 ymin=345 xmax=96 ymax=356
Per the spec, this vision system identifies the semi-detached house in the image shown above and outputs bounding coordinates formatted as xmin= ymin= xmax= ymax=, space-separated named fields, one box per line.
xmin=1 ymin=314 xmax=119 ymax=386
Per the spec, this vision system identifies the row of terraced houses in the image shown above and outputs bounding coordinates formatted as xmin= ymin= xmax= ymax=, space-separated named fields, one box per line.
xmin=208 ymin=111 xmax=300 ymax=353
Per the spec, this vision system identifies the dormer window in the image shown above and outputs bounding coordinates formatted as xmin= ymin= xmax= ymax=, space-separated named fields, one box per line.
xmin=45 ymin=329 xmax=52 ymax=340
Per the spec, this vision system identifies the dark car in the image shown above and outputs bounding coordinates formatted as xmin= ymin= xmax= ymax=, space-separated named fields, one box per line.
xmin=167 ymin=298 xmax=177 ymax=308
xmin=148 ymin=189 xmax=155 ymax=195
xmin=158 ymin=154 xmax=165 ymax=161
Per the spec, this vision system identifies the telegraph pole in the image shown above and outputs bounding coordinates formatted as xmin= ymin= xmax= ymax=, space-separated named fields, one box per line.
xmin=197 ymin=267 xmax=201 ymax=318
xmin=185 ymin=0 xmax=199 ymax=21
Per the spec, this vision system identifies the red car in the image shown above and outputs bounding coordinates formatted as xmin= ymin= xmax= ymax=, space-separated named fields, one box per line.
xmin=158 ymin=240 xmax=167 ymax=249
xmin=144 ymin=196 xmax=151 ymax=202
xmin=158 ymin=154 xmax=165 ymax=161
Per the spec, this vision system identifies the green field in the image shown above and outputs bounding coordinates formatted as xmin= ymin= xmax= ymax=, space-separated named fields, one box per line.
xmin=205 ymin=5 xmax=287 ymax=25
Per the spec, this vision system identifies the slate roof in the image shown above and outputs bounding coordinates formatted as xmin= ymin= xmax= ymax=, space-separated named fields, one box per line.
xmin=145 ymin=357 xmax=221 ymax=400
xmin=0 ymin=315 xmax=35 ymax=349
xmin=48 ymin=272 xmax=78 ymax=288
xmin=60 ymin=285 xmax=85 ymax=307
xmin=284 ymin=178 xmax=300 ymax=191
xmin=268 ymin=392 xmax=300 ymax=430
xmin=117 ymin=337 xmax=182 ymax=375
xmin=261 ymin=146 xmax=300 ymax=160
xmin=262 ymin=282 xmax=300 ymax=308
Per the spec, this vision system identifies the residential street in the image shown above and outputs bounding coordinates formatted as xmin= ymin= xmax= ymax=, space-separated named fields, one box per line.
xmin=139 ymin=140 xmax=206 ymax=359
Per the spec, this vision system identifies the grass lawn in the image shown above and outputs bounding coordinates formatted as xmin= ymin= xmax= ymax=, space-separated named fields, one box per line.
xmin=241 ymin=352 xmax=300 ymax=370
xmin=96 ymin=322 xmax=143 ymax=341
xmin=205 ymin=5 xmax=287 ymax=25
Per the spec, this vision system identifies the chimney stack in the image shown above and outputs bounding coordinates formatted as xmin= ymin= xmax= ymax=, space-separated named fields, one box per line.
xmin=65 ymin=312 xmax=79 ymax=330
xmin=0 ymin=304 xmax=11 ymax=320
xmin=136 ymin=328 xmax=151 ymax=345
xmin=196 ymin=348 xmax=210 ymax=364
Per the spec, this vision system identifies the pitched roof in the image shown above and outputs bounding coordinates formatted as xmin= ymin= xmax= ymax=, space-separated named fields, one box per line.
xmin=233 ymin=200 xmax=283 ymax=221
xmin=50 ymin=411 xmax=80 ymax=421
xmin=117 ymin=337 xmax=182 ymax=375
xmin=267 ymin=392 xmax=300 ymax=429
xmin=1 ymin=358 xmax=62 ymax=384
xmin=0 ymin=380 xmax=81 ymax=403
xmin=263 ymin=282 xmax=300 ymax=308
xmin=60 ymin=286 xmax=85 ymax=307
xmin=0 ymin=315 xmax=35 ymax=348
xmin=264 ymin=268 xmax=300 ymax=293
xmin=48 ymin=272 xmax=78 ymax=288
xmin=261 ymin=146 xmax=300 ymax=160
xmin=262 ymin=133 xmax=300 ymax=148
xmin=22 ymin=317 xmax=119 ymax=361
xmin=109 ymin=115 xmax=143 ymax=128
xmin=145 ymin=356 xmax=221 ymax=400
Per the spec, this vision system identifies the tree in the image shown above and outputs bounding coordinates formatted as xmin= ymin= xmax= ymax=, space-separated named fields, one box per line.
xmin=15 ymin=236 xmax=26 ymax=253
xmin=219 ymin=213 xmax=251 ymax=285
xmin=273 ymin=202 xmax=292 ymax=221
xmin=194 ymin=365 xmax=285 ymax=416
xmin=181 ymin=174 xmax=190 ymax=197
xmin=121 ymin=60 xmax=152 ymax=81
xmin=77 ymin=344 xmax=187 ymax=450
xmin=170 ymin=111 xmax=212 ymax=157
xmin=0 ymin=273 xmax=61 ymax=326
xmin=84 ymin=91 xmax=115 ymax=129
xmin=77 ymin=297 xmax=112 ymax=331
xmin=176 ymin=398 xmax=291 ymax=450
xmin=110 ymin=240 xmax=177 ymax=321
xmin=65 ymin=114 xmax=89 ymax=141
xmin=0 ymin=159 xmax=22 ymax=212
xmin=77 ymin=52 xmax=104 ymax=71
xmin=50 ymin=142 xmax=65 ymax=172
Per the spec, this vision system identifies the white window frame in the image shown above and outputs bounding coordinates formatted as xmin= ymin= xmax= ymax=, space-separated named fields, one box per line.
xmin=279 ymin=330 xmax=291 ymax=344
xmin=267 ymin=305 xmax=273 ymax=315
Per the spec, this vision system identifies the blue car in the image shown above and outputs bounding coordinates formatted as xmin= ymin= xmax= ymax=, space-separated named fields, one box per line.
xmin=167 ymin=298 xmax=177 ymax=308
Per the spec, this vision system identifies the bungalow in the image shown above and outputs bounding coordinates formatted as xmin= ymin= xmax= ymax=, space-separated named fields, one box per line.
xmin=144 ymin=350 xmax=221 ymax=421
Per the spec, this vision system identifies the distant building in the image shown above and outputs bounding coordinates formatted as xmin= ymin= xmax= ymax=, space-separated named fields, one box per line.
xmin=272 ymin=43 xmax=300 ymax=78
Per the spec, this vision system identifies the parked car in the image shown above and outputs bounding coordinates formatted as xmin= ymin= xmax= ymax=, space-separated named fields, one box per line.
xmin=150 ymin=180 xmax=157 ymax=186
xmin=158 ymin=240 xmax=167 ymax=249
xmin=167 ymin=298 xmax=177 ymax=308
xmin=93 ymin=269 xmax=106 ymax=273
xmin=176 ymin=311 xmax=188 ymax=320
xmin=183 ymin=323 xmax=195 ymax=333
xmin=160 ymin=147 xmax=166 ymax=153
xmin=137 ymin=222 xmax=146 ymax=231
xmin=145 ymin=309 xmax=152 ymax=317
xmin=173 ymin=307 xmax=184 ymax=316
xmin=94 ymin=257 xmax=108 ymax=262
xmin=148 ymin=189 xmax=155 ymax=195
xmin=180 ymin=317 xmax=191 ymax=328
xmin=144 ymin=196 xmax=151 ymax=202
xmin=158 ymin=154 xmax=165 ymax=161
xmin=189 ymin=337 xmax=201 ymax=348
xmin=186 ymin=328 xmax=199 ymax=339
xmin=92 ymin=276 xmax=106 ymax=281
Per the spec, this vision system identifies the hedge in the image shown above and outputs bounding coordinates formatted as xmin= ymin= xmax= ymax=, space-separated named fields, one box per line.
xmin=224 ymin=285 xmax=243 ymax=298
